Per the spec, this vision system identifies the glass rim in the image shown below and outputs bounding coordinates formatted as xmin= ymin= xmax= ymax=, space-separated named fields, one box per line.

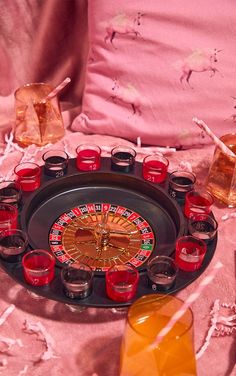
xmin=42 ymin=150 xmax=69 ymax=164
xmin=0 ymin=229 xmax=28 ymax=244
xmin=14 ymin=82 xmax=52 ymax=97
xmin=188 ymin=213 xmax=218 ymax=230
xmin=111 ymin=146 xmax=137 ymax=159
xmin=0 ymin=180 xmax=21 ymax=188
xmin=147 ymin=255 xmax=178 ymax=278
xmin=169 ymin=170 xmax=196 ymax=187
xmin=219 ymin=133 xmax=236 ymax=141
xmin=22 ymin=249 xmax=55 ymax=273
xmin=127 ymin=294 xmax=194 ymax=341
xmin=186 ymin=189 xmax=214 ymax=206
xmin=176 ymin=235 xmax=207 ymax=257
xmin=76 ymin=144 xmax=101 ymax=154
xmin=106 ymin=264 xmax=139 ymax=287
xmin=143 ymin=154 xmax=169 ymax=167
xmin=61 ymin=263 xmax=94 ymax=287
xmin=14 ymin=162 xmax=41 ymax=178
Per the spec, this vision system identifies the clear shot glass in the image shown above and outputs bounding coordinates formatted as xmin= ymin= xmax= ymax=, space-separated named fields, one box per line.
xmin=42 ymin=150 xmax=69 ymax=178
xmin=147 ymin=255 xmax=178 ymax=291
xmin=111 ymin=146 xmax=136 ymax=173
xmin=168 ymin=171 xmax=196 ymax=203
xmin=188 ymin=214 xmax=218 ymax=243
xmin=0 ymin=229 xmax=28 ymax=262
xmin=61 ymin=262 xmax=94 ymax=299
xmin=0 ymin=180 xmax=22 ymax=208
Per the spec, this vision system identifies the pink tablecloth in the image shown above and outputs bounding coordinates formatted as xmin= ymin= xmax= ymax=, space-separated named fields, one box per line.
xmin=0 ymin=129 xmax=235 ymax=376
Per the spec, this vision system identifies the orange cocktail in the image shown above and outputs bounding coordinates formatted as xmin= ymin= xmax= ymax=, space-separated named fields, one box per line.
xmin=120 ymin=294 xmax=197 ymax=376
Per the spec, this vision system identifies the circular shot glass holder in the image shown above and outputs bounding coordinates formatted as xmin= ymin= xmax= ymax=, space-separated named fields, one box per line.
xmin=0 ymin=157 xmax=218 ymax=308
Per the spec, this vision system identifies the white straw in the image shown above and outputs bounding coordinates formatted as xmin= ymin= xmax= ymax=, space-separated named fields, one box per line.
xmin=45 ymin=77 xmax=71 ymax=101
xmin=150 ymin=261 xmax=223 ymax=349
xmin=192 ymin=117 xmax=235 ymax=157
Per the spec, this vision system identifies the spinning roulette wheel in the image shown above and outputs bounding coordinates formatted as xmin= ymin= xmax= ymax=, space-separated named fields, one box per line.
xmin=0 ymin=157 xmax=217 ymax=307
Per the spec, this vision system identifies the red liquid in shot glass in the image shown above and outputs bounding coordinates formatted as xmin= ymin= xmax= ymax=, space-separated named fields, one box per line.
xmin=22 ymin=252 xmax=55 ymax=286
xmin=175 ymin=238 xmax=206 ymax=271
xmin=16 ymin=168 xmax=41 ymax=191
xmin=106 ymin=269 xmax=139 ymax=302
xmin=76 ymin=149 xmax=101 ymax=171
xmin=143 ymin=160 xmax=168 ymax=183
xmin=184 ymin=195 xmax=212 ymax=218
xmin=0 ymin=204 xmax=18 ymax=231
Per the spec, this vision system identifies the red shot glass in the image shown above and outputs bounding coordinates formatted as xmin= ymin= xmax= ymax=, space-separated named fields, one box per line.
xmin=14 ymin=162 xmax=41 ymax=191
xmin=76 ymin=144 xmax=101 ymax=171
xmin=106 ymin=264 xmax=139 ymax=302
xmin=184 ymin=189 xmax=214 ymax=218
xmin=175 ymin=235 xmax=207 ymax=272
xmin=142 ymin=155 xmax=169 ymax=183
xmin=22 ymin=249 xmax=55 ymax=286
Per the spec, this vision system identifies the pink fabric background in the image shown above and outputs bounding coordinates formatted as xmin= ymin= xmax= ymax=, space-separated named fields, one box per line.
xmin=72 ymin=0 xmax=236 ymax=148
xmin=0 ymin=1 xmax=235 ymax=375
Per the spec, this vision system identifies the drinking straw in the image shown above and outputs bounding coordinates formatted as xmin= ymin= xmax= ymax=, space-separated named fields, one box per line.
xmin=45 ymin=77 xmax=71 ymax=101
xmin=150 ymin=261 xmax=223 ymax=349
xmin=192 ymin=117 xmax=235 ymax=157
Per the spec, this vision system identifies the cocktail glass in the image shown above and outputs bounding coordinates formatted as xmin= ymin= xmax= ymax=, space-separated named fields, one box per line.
xmin=206 ymin=133 xmax=236 ymax=207
xmin=14 ymin=83 xmax=64 ymax=147
xmin=120 ymin=294 xmax=197 ymax=376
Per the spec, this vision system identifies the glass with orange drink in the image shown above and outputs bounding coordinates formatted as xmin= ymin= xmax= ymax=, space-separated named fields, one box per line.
xmin=120 ymin=294 xmax=197 ymax=376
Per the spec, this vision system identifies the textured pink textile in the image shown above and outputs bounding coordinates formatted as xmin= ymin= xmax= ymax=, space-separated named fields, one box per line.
xmin=0 ymin=133 xmax=235 ymax=376
xmin=72 ymin=0 xmax=236 ymax=148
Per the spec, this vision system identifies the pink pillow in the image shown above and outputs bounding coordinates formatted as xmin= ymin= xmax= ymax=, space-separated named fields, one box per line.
xmin=72 ymin=0 xmax=236 ymax=148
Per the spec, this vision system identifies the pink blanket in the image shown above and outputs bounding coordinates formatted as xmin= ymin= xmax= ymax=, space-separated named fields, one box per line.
xmin=0 ymin=137 xmax=235 ymax=375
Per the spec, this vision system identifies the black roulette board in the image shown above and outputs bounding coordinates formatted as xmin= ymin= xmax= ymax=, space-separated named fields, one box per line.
xmin=0 ymin=157 xmax=217 ymax=308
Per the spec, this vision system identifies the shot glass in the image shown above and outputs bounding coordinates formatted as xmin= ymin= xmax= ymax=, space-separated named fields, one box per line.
xmin=168 ymin=171 xmax=196 ymax=203
xmin=0 ymin=229 xmax=28 ymax=262
xmin=106 ymin=264 xmax=139 ymax=302
xmin=184 ymin=189 xmax=214 ymax=218
xmin=22 ymin=249 xmax=55 ymax=286
xmin=0 ymin=180 xmax=22 ymax=208
xmin=175 ymin=235 xmax=207 ymax=271
xmin=0 ymin=203 xmax=18 ymax=231
xmin=14 ymin=162 xmax=41 ymax=191
xmin=142 ymin=155 xmax=169 ymax=183
xmin=42 ymin=150 xmax=69 ymax=178
xmin=76 ymin=144 xmax=101 ymax=171
xmin=147 ymin=255 xmax=178 ymax=291
xmin=188 ymin=214 xmax=218 ymax=243
xmin=111 ymin=146 xmax=136 ymax=173
xmin=61 ymin=262 xmax=94 ymax=299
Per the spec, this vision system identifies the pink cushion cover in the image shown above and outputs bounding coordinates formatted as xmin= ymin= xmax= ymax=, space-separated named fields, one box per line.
xmin=72 ymin=0 xmax=236 ymax=148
